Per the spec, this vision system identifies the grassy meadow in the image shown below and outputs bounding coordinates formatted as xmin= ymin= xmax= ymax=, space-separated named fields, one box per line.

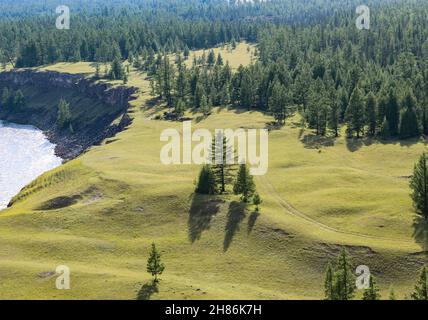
xmin=0 ymin=45 xmax=428 ymax=300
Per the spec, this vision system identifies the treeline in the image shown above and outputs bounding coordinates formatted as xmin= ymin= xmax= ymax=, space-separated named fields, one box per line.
xmin=0 ymin=0 xmax=406 ymax=68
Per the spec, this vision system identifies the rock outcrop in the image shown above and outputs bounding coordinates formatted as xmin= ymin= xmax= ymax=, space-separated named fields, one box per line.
xmin=0 ymin=70 xmax=138 ymax=159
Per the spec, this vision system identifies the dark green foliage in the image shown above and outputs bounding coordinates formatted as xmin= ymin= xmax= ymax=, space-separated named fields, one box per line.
xmin=410 ymin=153 xmax=428 ymax=220
xmin=196 ymin=165 xmax=216 ymax=195
xmin=362 ymin=275 xmax=381 ymax=300
xmin=399 ymin=91 xmax=419 ymax=139
xmin=411 ymin=266 xmax=428 ymax=300
xmin=385 ymin=89 xmax=400 ymax=137
xmin=253 ymin=193 xmax=261 ymax=211
xmin=233 ymin=164 xmax=255 ymax=203
xmin=56 ymin=98 xmax=72 ymax=130
xmin=346 ymin=87 xmax=365 ymax=138
xmin=146 ymin=243 xmax=165 ymax=283
xmin=365 ymin=92 xmax=377 ymax=136
xmin=323 ymin=249 xmax=356 ymax=300
xmin=109 ymin=58 xmax=125 ymax=80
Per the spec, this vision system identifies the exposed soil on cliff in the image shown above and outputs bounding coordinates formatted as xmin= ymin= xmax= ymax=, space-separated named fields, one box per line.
xmin=0 ymin=70 xmax=138 ymax=159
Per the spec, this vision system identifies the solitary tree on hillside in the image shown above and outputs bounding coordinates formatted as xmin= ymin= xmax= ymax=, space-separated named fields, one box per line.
xmin=410 ymin=153 xmax=428 ymax=220
xmin=146 ymin=243 xmax=165 ymax=283
xmin=233 ymin=164 xmax=255 ymax=202
xmin=211 ymin=134 xmax=236 ymax=193
xmin=411 ymin=266 xmax=428 ymax=300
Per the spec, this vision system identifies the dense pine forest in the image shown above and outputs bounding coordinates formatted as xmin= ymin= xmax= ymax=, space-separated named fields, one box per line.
xmin=1 ymin=0 xmax=428 ymax=139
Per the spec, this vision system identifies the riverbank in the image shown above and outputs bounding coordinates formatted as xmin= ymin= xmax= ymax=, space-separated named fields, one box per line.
xmin=0 ymin=70 xmax=138 ymax=159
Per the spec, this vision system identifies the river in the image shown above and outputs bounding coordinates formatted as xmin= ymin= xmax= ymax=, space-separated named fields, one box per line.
xmin=0 ymin=121 xmax=62 ymax=209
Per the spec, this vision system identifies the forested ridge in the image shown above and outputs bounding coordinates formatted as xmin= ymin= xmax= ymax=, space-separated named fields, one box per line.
xmin=1 ymin=0 xmax=428 ymax=139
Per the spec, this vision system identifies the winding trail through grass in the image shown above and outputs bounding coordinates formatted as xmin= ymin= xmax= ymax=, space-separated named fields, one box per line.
xmin=257 ymin=174 xmax=415 ymax=245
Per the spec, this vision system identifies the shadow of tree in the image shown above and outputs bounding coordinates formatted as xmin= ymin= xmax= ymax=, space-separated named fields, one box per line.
xmin=136 ymin=280 xmax=159 ymax=300
xmin=223 ymin=201 xmax=246 ymax=252
xmin=247 ymin=211 xmax=260 ymax=234
xmin=413 ymin=216 xmax=428 ymax=251
xmin=301 ymin=133 xmax=336 ymax=149
xmin=188 ymin=193 xmax=222 ymax=243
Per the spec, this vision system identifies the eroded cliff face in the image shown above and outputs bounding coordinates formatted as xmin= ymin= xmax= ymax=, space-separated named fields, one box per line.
xmin=0 ymin=70 xmax=138 ymax=159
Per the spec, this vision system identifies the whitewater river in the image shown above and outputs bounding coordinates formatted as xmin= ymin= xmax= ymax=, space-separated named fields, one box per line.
xmin=0 ymin=121 xmax=62 ymax=209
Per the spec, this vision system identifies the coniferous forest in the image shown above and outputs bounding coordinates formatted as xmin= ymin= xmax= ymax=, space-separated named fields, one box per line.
xmin=3 ymin=0 xmax=428 ymax=303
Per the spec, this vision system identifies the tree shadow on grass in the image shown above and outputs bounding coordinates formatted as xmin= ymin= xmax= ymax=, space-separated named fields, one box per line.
xmin=136 ymin=280 xmax=158 ymax=300
xmin=247 ymin=211 xmax=260 ymax=234
xmin=188 ymin=193 xmax=222 ymax=243
xmin=301 ymin=133 xmax=336 ymax=150
xmin=412 ymin=216 xmax=428 ymax=251
xmin=223 ymin=201 xmax=246 ymax=252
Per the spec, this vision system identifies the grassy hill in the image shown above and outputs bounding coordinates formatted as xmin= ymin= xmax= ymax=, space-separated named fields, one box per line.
xmin=0 ymin=45 xmax=427 ymax=300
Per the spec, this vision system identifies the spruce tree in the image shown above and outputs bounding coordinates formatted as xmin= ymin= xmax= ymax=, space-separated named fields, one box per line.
xmin=195 ymin=165 xmax=216 ymax=195
xmin=57 ymin=98 xmax=72 ymax=130
xmin=334 ymin=248 xmax=356 ymax=300
xmin=380 ymin=117 xmax=390 ymax=139
xmin=362 ymin=275 xmax=381 ymax=300
xmin=399 ymin=91 xmax=419 ymax=139
xmin=365 ymin=92 xmax=377 ymax=136
xmin=411 ymin=266 xmax=428 ymax=300
xmin=233 ymin=164 xmax=255 ymax=202
xmin=410 ymin=153 xmax=428 ymax=219
xmin=146 ymin=243 xmax=165 ymax=283
xmin=346 ymin=87 xmax=365 ymax=138
xmin=253 ymin=193 xmax=261 ymax=211
xmin=324 ymin=263 xmax=335 ymax=300
xmin=386 ymin=88 xmax=400 ymax=136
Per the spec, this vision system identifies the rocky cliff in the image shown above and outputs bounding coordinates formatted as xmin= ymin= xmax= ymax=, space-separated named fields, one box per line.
xmin=0 ymin=70 xmax=138 ymax=159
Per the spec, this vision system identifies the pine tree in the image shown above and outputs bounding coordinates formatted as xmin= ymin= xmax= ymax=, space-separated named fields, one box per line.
xmin=146 ymin=243 xmax=165 ymax=283
xmin=380 ymin=117 xmax=390 ymax=139
xmin=200 ymin=95 xmax=211 ymax=116
xmin=94 ymin=63 xmax=101 ymax=79
xmin=365 ymin=92 xmax=377 ymax=136
xmin=109 ymin=57 xmax=125 ymax=80
xmin=324 ymin=263 xmax=335 ymax=300
xmin=346 ymin=87 xmax=365 ymax=138
xmin=399 ymin=91 xmax=419 ymax=139
xmin=57 ymin=98 xmax=72 ymax=130
xmin=386 ymin=88 xmax=400 ymax=136
xmin=253 ymin=193 xmax=261 ymax=211
xmin=362 ymin=275 xmax=381 ymax=300
xmin=410 ymin=153 xmax=428 ymax=219
xmin=411 ymin=266 xmax=428 ymax=300
xmin=195 ymin=165 xmax=216 ymax=195
xmin=174 ymin=99 xmax=186 ymax=119
xmin=233 ymin=164 xmax=256 ymax=202
xmin=211 ymin=134 xmax=236 ymax=193
xmin=334 ymin=248 xmax=356 ymax=300
xmin=268 ymin=80 xmax=289 ymax=125
xmin=13 ymin=90 xmax=25 ymax=111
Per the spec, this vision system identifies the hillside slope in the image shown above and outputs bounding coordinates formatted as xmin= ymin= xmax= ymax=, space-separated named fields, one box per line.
xmin=1 ymin=48 xmax=428 ymax=300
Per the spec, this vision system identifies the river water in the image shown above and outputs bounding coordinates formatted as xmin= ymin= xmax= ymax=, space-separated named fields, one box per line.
xmin=0 ymin=121 xmax=62 ymax=209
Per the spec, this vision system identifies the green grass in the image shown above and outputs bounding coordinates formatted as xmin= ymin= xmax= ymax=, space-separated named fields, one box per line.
xmin=0 ymin=47 xmax=428 ymax=299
